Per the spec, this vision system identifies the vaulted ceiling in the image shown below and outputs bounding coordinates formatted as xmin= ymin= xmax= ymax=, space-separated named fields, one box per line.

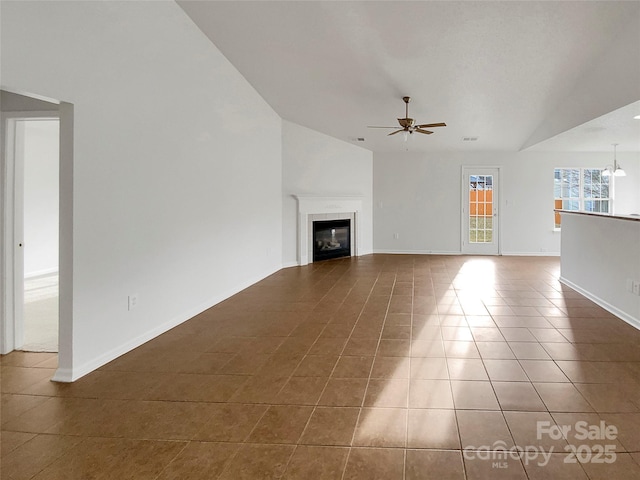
xmin=178 ymin=1 xmax=640 ymax=153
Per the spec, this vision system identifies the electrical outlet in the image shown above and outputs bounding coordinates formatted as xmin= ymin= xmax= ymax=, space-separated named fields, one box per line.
xmin=633 ymin=281 xmax=640 ymax=296
xmin=393 ymin=233 xmax=399 ymax=239
xmin=627 ymin=279 xmax=635 ymax=293
xmin=128 ymin=294 xmax=139 ymax=311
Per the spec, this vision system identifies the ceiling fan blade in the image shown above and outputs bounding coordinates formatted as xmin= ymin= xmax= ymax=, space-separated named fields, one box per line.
xmin=387 ymin=129 xmax=405 ymax=136
xmin=416 ymin=122 xmax=446 ymax=128
xmin=416 ymin=128 xmax=434 ymax=135
xmin=367 ymin=126 xmax=399 ymax=129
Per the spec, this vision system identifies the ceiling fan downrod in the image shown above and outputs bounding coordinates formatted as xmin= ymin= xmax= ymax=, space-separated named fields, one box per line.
xmin=403 ymin=96 xmax=411 ymax=119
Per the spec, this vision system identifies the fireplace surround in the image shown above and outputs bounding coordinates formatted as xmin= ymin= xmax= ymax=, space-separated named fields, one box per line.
xmin=293 ymin=195 xmax=364 ymax=266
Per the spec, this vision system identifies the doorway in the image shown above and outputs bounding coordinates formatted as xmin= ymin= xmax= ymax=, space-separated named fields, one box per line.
xmin=18 ymin=119 xmax=60 ymax=351
xmin=1 ymin=90 xmax=73 ymax=380
xmin=462 ymin=167 xmax=500 ymax=255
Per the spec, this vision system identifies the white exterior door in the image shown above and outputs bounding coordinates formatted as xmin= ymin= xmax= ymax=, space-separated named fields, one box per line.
xmin=462 ymin=167 xmax=500 ymax=255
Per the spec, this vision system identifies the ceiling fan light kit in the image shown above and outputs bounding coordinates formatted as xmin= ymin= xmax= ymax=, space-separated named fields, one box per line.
xmin=368 ymin=96 xmax=446 ymax=138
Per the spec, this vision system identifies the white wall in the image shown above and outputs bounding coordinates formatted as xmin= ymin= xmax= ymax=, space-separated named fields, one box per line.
xmin=522 ymin=14 xmax=640 ymax=149
xmin=613 ymin=153 xmax=640 ymax=216
xmin=22 ymin=120 xmax=59 ymax=277
xmin=374 ymin=150 xmax=640 ymax=255
xmin=282 ymin=120 xmax=373 ymax=266
xmin=1 ymin=1 xmax=282 ymax=380
xmin=560 ymin=213 xmax=640 ymax=327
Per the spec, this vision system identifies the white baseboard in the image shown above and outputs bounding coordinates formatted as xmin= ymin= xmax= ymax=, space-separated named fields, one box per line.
xmin=54 ymin=263 xmax=283 ymax=382
xmin=373 ymin=249 xmax=560 ymax=257
xmin=373 ymin=249 xmax=462 ymax=255
xmin=51 ymin=368 xmax=73 ymax=382
xmin=559 ymin=276 xmax=640 ymax=331
xmin=501 ymin=251 xmax=560 ymax=257
xmin=25 ymin=268 xmax=59 ymax=279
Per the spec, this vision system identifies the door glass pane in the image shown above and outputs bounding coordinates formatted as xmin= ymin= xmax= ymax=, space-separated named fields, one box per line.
xmin=469 ymin=174 xmax=493 ymax=243
xmin=486 ymin=217 xmax=493 ymax=242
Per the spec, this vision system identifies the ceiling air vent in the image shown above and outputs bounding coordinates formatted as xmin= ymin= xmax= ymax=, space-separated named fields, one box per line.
xmin=462 ymin=137 xmax=479 ymax=142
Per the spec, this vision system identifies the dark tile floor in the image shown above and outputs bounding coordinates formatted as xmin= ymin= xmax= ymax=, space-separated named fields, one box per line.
xmin=2 ymin=255 xmax=640 ymax=479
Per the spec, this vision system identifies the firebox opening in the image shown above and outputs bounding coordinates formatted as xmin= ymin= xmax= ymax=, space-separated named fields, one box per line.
xmin=313 ymin=219 xmax=351 ymax=262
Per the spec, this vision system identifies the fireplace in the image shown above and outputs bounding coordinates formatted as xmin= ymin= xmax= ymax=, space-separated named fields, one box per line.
xmin=313 ymin=219 xmax=351 ymax=262
xmin=293 ymin=195 xmax=363 ymax=266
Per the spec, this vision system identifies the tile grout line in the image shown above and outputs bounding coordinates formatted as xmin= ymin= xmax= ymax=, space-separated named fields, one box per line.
xmin=339 ymin=267 xmax=392 ymax=480
xmin=447 ymin=268 xmax=472 ymax=480
xmin=288 ymin=262 xmax=370 ymax=475
xmin=343 ymin=265 xmax=398 ymax=478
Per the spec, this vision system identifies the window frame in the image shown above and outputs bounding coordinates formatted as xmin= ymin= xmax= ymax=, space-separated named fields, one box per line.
xmin=554 ymin=167 xmax=612 ymax=230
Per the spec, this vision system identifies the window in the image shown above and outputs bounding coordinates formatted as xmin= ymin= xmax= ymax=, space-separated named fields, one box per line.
xmin=554 ymin=168 xmax=610 ymax=228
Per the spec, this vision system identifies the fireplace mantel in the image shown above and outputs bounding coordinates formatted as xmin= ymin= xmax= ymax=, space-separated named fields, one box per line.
xmin=293 ymin=195 xmax=364 ymax=266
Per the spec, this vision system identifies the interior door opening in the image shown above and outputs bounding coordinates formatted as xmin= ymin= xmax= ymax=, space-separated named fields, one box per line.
xmin=1 ymin=89 xmax=73 ymax=381
xmin=19 ymin=119 xmax=60 ymax=352
xmin=1 ymin=90 xmax=64 ymax=358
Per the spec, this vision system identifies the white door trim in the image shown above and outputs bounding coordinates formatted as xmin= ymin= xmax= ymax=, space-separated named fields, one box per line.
xmin=1 ymin=88 xmax=75 ymax=382
xmin=2 ymin=112 xmax=60 ymax=353
xmin=461 ymin=166 xmax=501 ymax=255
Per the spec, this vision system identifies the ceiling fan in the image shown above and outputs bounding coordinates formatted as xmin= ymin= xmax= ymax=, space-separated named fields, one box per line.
xmin=368 ymin=96 xmax=446 ymax=136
